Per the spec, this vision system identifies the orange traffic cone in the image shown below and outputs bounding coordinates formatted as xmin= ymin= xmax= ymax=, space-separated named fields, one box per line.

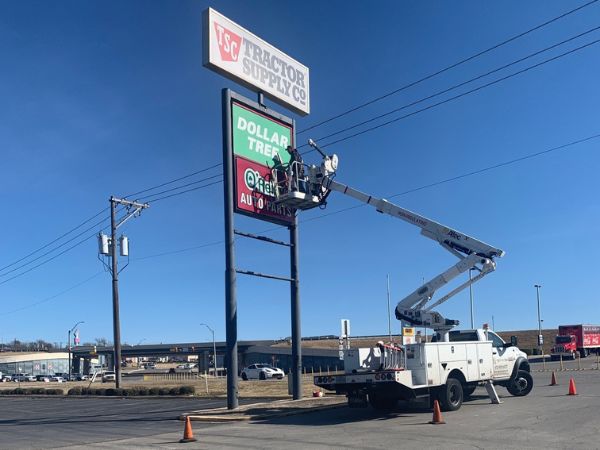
xmin=549 ymin=371 xmax=557 ymax=386
xmin=568 ymin=377 xmax=577 ymax=396
xmin=179 ymin=416 xmax=197 ymax=443
xmin=429 ymin=399 xmax=446 ymax=424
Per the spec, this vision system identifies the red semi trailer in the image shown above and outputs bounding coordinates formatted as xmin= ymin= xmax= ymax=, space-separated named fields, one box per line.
xmin=550 ymin=325 xmax=600 ymax=359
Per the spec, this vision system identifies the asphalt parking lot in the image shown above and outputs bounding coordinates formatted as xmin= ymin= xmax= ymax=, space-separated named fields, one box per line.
xmin=1 ymin=360 xmax=598 ymax=449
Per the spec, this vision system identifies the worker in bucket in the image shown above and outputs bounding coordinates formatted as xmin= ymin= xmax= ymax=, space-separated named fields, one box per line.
xmin=286 ymin=145 xmax=306 ymax=193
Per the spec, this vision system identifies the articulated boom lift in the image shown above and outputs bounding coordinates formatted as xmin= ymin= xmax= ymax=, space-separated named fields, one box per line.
xmin=274 ymin=140 xmax=504 ymax=340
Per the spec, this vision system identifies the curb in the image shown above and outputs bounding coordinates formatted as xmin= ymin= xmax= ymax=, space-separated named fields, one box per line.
xmin=180 ymin=398 xmax=346 ymax=422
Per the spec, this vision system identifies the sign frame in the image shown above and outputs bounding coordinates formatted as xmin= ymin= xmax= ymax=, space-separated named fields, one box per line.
xmin=225 ymin=89 xmax=296 ymax=226
xmin=203 ymin=7 xmax=310 ymax=116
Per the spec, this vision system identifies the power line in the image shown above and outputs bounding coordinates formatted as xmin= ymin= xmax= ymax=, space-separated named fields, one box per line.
xmin=309 ymin=25 xmax=600 ymax=146
xmin=0 ymin=179 xmax=223 ymax=286
xmin=316 ymin=38 xmax=600 ymax=150
xmin=149 ymin=179 xmax=223 ymax=203
xmin=138 ymin=174 xmax=222 ymax=202
xmin=124 ymin=162 xmax=222 ymax=199
xmin=260 ymin=131 xmax=600 ymax=231
xmin=298 ymin=0 xmax=599 ymax=134
xmin=0 ymin=214 xmax=110 ymax=278
xmin=0 ymin=162 xmax=222 ymax=281
xmin=8 ymin=131 xmax=598 ymax=312
xmin=0 ymin=271 xmax=104 ymax=316
xmin=0 ymin=208 xmax=108 ymax=274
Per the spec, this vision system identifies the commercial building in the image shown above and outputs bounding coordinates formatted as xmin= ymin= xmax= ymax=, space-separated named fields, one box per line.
xmin=0 ymin=352 xmax=70 ymax=376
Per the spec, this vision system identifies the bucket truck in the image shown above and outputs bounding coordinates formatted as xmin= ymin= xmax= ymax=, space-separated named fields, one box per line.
xmin=272 ymin=140 xmax=533 ymax=411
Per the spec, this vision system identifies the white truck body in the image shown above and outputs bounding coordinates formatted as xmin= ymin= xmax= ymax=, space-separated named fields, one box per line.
xmin=315 ymin=329 xmax=531 ymax=411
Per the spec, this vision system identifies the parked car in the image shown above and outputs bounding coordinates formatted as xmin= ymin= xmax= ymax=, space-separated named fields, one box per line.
xmin=241 ymin=364 xmax=285 ymax=380
xmin=50 ymin=376 xmax=65 ymax=383
xmin=13 ymin=373 xmax=36 ymax=382
xmin=36 ymin=375 xmax=51 ymax=382
xmin=1 ymin=375 xmax=12 ymax=382
xmin=75 ymin=374 xmax=89 ymax=381
xmin=53 ymin=372 xmax=71 ymax=381
xmin=102 ymin=371 xmax=116 ymax=382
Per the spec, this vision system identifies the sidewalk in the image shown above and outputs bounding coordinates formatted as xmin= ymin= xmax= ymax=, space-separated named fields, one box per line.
xmin=180 ymin=396 xmax=346 ymax=422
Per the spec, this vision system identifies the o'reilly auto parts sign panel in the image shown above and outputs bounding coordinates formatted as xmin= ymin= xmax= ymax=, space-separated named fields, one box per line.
xmin=204 ymin=8 xmax=310 ymax=116
xmin=231 ymin=99 xmax=294 ymax=225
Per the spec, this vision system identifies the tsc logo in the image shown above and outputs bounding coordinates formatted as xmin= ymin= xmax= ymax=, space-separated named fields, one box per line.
xmin=214 ymin=22 xmax=242 ymax=62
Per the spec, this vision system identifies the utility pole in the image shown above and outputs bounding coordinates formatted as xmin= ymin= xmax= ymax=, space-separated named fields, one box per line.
xmin=99 ymin=196 xmax=148 ymax=388
xmin=534 ymin=284 xmax=543 ymax=356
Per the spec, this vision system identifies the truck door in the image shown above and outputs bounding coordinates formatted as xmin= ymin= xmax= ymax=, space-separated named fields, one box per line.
xmin=487 ymin=331 xmax=513 ymax=380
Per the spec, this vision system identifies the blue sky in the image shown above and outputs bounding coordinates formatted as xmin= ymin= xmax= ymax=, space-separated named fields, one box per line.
xmin=1 ymin=0 xmax=599 ymax=345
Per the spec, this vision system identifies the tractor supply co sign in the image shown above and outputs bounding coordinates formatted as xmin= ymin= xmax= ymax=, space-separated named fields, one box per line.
xmin=231 ymin=99 xmax=294 ymax=225
xmin=204 ymin=8 xmax=310 ymax=116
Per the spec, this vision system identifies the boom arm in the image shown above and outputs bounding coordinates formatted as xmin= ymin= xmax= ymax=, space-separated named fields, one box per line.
xmin=273 ymin=146 xmax=504 ymax=336
xmin=324 ymin=179 xmax=503 ymax=334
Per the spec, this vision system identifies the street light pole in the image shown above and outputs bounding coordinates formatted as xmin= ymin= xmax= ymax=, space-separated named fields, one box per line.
xmin=534 ymin=284 xmax=543 ymax=355
xmin=68 ymin=321 xmax=84 ymax=379
xmin=200 ymin=323 xmax=217 ymax=377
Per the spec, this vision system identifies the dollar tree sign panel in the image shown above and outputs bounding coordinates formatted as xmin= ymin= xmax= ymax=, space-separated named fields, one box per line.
xmin=230 ymin=96 xmax=295 ymax=225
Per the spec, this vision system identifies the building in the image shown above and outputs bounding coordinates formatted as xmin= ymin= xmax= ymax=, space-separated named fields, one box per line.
xmin=0 ymin=352 xmax=70 ymax=376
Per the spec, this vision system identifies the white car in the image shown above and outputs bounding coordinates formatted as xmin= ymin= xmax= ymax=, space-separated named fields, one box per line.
xmin=102 ymin=371 xmax=116 ymax=382
xmin=241 ymin=364 xmax=285 ymax=380
xmin=50 ymin=376 xmax=64 ymax=383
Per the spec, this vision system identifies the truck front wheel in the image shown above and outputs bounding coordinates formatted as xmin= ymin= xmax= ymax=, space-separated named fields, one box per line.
xmin=438 ymin=378 xmax=463 ymax=411
xmin=507 ymin=370 xmax=533 ymax=396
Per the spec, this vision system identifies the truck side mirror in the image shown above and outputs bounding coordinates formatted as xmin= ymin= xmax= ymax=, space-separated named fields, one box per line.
xmin=510 ymin=336 xmax=518 ymax=347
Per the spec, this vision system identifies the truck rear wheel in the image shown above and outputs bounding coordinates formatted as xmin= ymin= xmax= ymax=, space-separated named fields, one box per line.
xmin=579 ymin=348 xmax=588 ymax=358
xmin=507 ymin=370 xmax=533 ymax=396
xmin=438 ymin=378 xmax=463 ymax=411
xmin=368 ymin=392 xmax=397 ymax=411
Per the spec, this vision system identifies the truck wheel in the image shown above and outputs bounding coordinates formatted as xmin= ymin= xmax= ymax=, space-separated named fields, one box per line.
xmin=507 ymin=370 xmax=533 ymax=396
xmin=368 ymin=393 xmax=397 ymax=411
xmin=579 ymin=349 xmax=588 ymax=358
xmin=439 ymin=378 xmax=463 ymax=411
xmin=462 ymin=383 xmax=477 ymax=398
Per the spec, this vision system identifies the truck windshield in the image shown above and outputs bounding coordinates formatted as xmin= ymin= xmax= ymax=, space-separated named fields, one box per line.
xmin=556 ymin=336 xmax=573 ymax=344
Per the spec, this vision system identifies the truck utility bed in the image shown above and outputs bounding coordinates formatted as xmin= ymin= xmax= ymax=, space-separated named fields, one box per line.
xmin=315 ymin=341 xmax=494 ymax=395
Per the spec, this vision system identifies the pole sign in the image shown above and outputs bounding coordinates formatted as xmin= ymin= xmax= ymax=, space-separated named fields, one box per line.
xmin=226 ymin=90 xmax=295 ymax=225
xmin=204 ymin=8 xmax=310 ymax=116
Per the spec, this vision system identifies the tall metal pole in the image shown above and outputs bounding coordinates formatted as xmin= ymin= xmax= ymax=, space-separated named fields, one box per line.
xmin=469 ymin=269 xmax=474 ymax=329
xmin=386 ymin=275 xmax=392 ymax=342
xmin=110 ymin=197 xmax=123 ymax=388
xmin=222 ymin=89 xmax=238 ymax=410
xmin=535 ymin=284 xmax=542 ymax=355
xmin=68 ymin=329 xmax=71 ymax=379
xmin=68 ymin=321 xmax=84 ymax=378
xmin=200 ymin=323 xmax=217 ymax=378
xmin=290 ymin=217 xmax=301 ymax=400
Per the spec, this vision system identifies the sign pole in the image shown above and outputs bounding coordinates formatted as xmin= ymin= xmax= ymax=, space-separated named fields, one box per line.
xmin=290 ymin=218 xmax=301 ymax=399
xmin=222 ymin=88 xmax=239 ymax=410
